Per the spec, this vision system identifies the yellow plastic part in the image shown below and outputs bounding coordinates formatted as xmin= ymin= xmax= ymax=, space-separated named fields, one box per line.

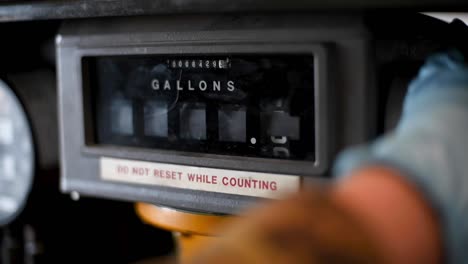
xmin=135 ymin=203 xmax=231 ymax=262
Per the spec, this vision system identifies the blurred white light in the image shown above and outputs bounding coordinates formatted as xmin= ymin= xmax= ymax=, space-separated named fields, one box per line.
xmin=0 ymin=79 xmax=34 ymax=225
xmin=0 ymin=197 xmax=17 ymax=214
xmin=423 ymin=13 xmax=468 ymax=25
xmin=0 ymin=118 xmax=14 ymax=145
xmin=1 ymin=155 xmax=15 ymax=181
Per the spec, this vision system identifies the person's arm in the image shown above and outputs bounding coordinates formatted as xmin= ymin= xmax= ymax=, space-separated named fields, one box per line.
xmin=334 ymin=51 xmax=468 ymax=263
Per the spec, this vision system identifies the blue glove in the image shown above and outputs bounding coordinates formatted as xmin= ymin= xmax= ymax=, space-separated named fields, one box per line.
xmin=334 ymin=51 xmax=468 ymax=264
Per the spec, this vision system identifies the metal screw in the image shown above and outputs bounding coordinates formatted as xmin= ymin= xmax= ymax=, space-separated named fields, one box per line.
xmin=70 ymin=191 xmax=80 ymax=201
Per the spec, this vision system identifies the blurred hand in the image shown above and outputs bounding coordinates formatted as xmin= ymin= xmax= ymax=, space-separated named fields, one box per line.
xmin=187 ymin=190 xmax=380 ymax=264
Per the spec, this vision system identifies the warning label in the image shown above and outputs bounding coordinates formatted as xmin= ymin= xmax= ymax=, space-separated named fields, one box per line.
xmin=100 ymin=157 xmax=301 ymax=199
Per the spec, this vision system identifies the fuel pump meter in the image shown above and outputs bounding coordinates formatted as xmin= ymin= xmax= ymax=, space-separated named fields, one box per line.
xmin=58 ymin=14 xmax=376 ymax=214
